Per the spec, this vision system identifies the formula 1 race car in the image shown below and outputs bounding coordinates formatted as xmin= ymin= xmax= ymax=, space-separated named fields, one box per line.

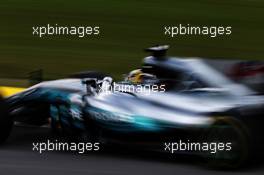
xmin=0 ymin=46 xmax=264 ymax=169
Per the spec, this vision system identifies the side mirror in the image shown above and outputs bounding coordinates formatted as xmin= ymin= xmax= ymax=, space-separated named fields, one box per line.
xmin=81 ymin=78 xmax=97 ymax=95
xmin=100 ymin=77 xmax=113 ymax=92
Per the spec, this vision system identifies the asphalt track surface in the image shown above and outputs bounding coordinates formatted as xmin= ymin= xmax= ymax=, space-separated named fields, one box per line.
xmin=0 ymin=126 xmax=264 ymax=175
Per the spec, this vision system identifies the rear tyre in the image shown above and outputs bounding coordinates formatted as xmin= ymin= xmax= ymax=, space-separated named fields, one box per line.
xmin=202 ymin=117 xmax=249 ymax=169
xmin=0 ymin=96 xmax=13 ymax=144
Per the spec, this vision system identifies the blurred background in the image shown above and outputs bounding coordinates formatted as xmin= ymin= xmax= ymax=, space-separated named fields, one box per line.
xmin=1 ymin=1 xmax=264 ymax=174
xmin=0 ymin=0 xmax=263 ymax=83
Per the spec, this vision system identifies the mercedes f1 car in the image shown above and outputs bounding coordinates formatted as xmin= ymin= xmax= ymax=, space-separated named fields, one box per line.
xmin=0 ymin=46 xmax=264 ymax=168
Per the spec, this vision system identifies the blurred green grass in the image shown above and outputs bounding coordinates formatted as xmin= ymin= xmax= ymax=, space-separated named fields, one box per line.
xmin=0 ymin=0 xmax=264 ymax=80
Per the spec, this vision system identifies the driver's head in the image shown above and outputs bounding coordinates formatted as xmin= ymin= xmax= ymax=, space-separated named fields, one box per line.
xmin=126 ymin=69 xmax=157 ymax=84
xmin=126 ymin=69 xmax=143 ymax=84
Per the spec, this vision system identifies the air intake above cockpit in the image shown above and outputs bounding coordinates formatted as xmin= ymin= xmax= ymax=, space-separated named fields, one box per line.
xmin=144 ymin=45 xmax=169 ymax=58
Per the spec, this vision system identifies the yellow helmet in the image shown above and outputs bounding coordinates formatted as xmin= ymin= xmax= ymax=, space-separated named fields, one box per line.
xmin=126 ymin=69 xmax=157 ymax=84
xmin=126 ymin=69 xmax=144 ymax=84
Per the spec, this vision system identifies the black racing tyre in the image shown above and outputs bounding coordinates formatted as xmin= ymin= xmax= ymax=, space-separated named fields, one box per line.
xmin=0 ymin=96 xmax=13 ymax=144
xmin=202 ymin=117 xmax=249 ymax=169
xmin=70 ymin=71 xmax=110 ymax=80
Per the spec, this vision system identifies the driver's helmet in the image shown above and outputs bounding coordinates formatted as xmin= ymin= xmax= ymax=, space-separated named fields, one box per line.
xmin=126 ymin=69 xmax=157 ymax=84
